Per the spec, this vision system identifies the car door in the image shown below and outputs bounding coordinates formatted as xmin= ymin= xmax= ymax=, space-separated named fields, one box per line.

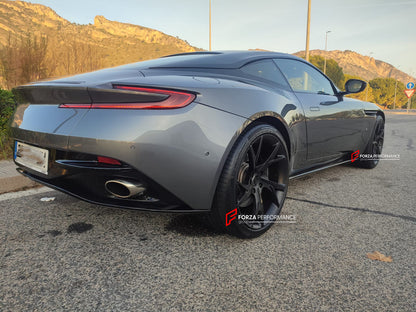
xmin=274 ymin=58 xmax=366 ymax=161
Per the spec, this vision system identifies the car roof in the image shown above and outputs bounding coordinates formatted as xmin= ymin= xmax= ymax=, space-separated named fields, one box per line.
xmin=130 ymin=51 xmax=303 ymax=70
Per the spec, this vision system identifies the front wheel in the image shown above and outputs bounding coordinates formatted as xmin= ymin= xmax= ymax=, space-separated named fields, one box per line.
xmin=209 ymin=124 xmax=290 ymax=238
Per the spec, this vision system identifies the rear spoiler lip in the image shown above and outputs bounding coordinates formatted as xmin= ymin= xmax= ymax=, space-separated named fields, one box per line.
xmin=14 ymin=85 xmax=91 ymax=105
xmin=14 ymin=84 xmax=169 ymax=105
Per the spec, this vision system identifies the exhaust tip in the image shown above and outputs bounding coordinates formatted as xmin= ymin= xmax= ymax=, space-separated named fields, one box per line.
xmin=105 ymin=180 xmax=146 ymax=199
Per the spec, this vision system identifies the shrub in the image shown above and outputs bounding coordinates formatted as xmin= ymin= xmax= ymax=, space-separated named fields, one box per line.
xmin=0 ymin=89 xmax=16 ymax=159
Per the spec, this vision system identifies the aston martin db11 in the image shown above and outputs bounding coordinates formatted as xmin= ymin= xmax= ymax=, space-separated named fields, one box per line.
xmin=11 ymin=51 xmax=384 ymax=238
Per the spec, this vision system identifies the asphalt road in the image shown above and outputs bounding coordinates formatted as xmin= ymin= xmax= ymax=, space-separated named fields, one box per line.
xmin=1 ymin=113 xmax=415 ymax=311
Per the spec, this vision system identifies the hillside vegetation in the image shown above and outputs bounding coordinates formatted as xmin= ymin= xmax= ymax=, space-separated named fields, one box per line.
xmin=294 ymin=50 xmax=414 ymax=85
xmin=0 ymin=0 xmax=199 ymax=88
xmin=307 ymin=55 xmax=412 ymax=109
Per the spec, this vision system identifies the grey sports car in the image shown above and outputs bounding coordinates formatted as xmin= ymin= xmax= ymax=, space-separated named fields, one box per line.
xmin=11 ymin=51 xmax=384 ymax=238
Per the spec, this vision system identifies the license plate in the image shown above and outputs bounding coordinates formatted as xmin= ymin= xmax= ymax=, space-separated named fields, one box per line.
xmin=15 ymin=142 xmax=49 ymax=175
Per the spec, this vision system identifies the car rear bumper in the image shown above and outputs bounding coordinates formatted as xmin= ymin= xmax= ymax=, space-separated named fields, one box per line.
xmin=11 ymin=102 xmax=247 ymax=211
xmin=16 ymin=161 xmax=193 ymax=212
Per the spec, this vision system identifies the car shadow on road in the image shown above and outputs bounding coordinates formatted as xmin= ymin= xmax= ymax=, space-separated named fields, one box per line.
xmin=164 ymin=214 xmax=224 ymax=237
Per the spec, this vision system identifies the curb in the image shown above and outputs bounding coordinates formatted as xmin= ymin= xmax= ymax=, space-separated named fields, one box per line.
xmin=0 ymin=175 xmax=41 ymax=195
xmin=384 ymin=110 xmax=416 ymax=115
xmin=0 ymin=160 xmax=41 ymax=194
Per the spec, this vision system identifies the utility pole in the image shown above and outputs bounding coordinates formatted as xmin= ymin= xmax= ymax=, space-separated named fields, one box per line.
xmin=209 ymin=0 xmax=212 ymax=51
xmin=393 ymin=66 xmax=401 ymax=110
xmin=393 ymin=79 xmax=398 ymax=110
xmin=407 ymin=97 xmax=410 ymax=113
xmin=323 ymin=30 xmax=331 ymax=74
xmin=365 ymin=52 xmax=374 ymax=102
xmin=305 ymin=0 xmax=311 ymax=62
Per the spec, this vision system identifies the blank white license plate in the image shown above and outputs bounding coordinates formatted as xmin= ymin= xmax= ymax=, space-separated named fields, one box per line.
xmin=15 ymin=142 xmax=49 ymax=175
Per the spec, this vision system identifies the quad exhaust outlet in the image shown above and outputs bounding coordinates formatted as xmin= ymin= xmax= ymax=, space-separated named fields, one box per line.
xmin=105 ymin=180 xmax=146 ymax=199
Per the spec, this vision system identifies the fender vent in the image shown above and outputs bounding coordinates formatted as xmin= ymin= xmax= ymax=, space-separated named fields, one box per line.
xmin=364 ymin=110 xmax=378 ymax=116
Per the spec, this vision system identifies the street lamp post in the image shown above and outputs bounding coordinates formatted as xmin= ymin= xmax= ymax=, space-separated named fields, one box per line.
xmin=323 ymin=30 xmax=331 ymax=74
xmin=209 ymin=0 xmax=212 ymax=51
xmin=305 ymin=0 xmax=311 ymax=62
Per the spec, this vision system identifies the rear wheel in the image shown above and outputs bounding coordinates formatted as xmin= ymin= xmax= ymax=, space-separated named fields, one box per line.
xmin=209 ymin=124 xmax=289 ymax=238
xmin=356 ymin=115 xmax=384 ymax=169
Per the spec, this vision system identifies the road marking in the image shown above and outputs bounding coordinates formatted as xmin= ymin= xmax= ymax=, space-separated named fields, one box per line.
xmin=0 ymin=187 xmax=54 ymax=202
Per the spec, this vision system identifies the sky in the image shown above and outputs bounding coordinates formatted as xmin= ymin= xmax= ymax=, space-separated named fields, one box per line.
xmin=24 ymin=0 xmax=416 ymax=78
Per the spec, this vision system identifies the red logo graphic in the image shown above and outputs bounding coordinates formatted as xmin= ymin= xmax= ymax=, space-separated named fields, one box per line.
xmin=351 ymin=150 xmax=360 ymax=162
xmin=225 ymin=208 xmax=237 ymax=226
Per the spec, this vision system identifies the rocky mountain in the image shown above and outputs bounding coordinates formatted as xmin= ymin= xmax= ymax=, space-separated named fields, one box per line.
xmin=0 ymin=0 xmax=199 ymax=86
xmin=294 ymin=50 xmax=414 ymax=85
xmin=0 ymin=0 xmax=412 ymax=89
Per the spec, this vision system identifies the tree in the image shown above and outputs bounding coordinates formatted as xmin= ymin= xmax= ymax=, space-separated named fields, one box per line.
xmin=20 ymin=34 xmax=48 ymax=84
xmin=0 ymin=88 xmax=15 ymax=158
xmin=58 ymin=37 xmax=103 ymax=77
xmin=309 ymin=55 xmax=345 ymax=89
xmin=0 ymin=32 xmax=48 ymax=89
xmin=344 ymin=74 xmax=375 ymax=102
xmin=369 ymin=77 xmax=407 ymax=109
xmin=0 ymin=34 xmax=19 ymax=89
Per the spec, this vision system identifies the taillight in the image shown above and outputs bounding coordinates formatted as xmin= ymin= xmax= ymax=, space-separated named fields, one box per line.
xmin=59 ymin=86 xmax=195 ymax=109
xmin=97 ymin=156 xmax=121 ymax=165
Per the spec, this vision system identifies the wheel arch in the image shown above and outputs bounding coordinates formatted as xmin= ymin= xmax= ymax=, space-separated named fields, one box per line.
xmin=208 ymin=111 xmax=293 ymax=211
xmin=377 ymin=110 xmax=385 ymax=121
xmin=242 ymin=112 xmax=293 ymax=159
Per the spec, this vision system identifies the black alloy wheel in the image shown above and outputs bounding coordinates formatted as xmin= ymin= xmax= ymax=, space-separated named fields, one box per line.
xmin=210 ymin=124 xmax=289 ymax=238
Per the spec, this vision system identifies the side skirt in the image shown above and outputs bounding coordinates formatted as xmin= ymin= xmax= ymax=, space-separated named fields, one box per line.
xmin=289 ymin=159 xmax=352 ymax=180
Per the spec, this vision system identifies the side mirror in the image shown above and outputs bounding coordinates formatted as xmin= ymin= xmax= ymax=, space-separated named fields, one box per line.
xmin=341 ymin=79 xmax=367 ymax=95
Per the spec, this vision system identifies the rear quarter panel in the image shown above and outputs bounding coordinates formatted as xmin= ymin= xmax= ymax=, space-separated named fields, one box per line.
xmin=66 ymin=102 xmax=246 ymax=211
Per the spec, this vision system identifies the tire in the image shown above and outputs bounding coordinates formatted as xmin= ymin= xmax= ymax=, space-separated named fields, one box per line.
xmin=355 ymin=115 xmax=385 ymax=169
xmin=208 ymin=124 xmax=290 ymax=239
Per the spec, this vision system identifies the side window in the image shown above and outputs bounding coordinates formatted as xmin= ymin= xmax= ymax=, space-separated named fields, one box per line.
xmin=240 ymin=59 xmax=289 ymax=88
xmin=274 ymin=58 xmax=335 ymax=95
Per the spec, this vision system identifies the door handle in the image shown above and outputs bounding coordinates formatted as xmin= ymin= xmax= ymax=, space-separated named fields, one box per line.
xmin=320 ymin=101 xmax=339 ymax=106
